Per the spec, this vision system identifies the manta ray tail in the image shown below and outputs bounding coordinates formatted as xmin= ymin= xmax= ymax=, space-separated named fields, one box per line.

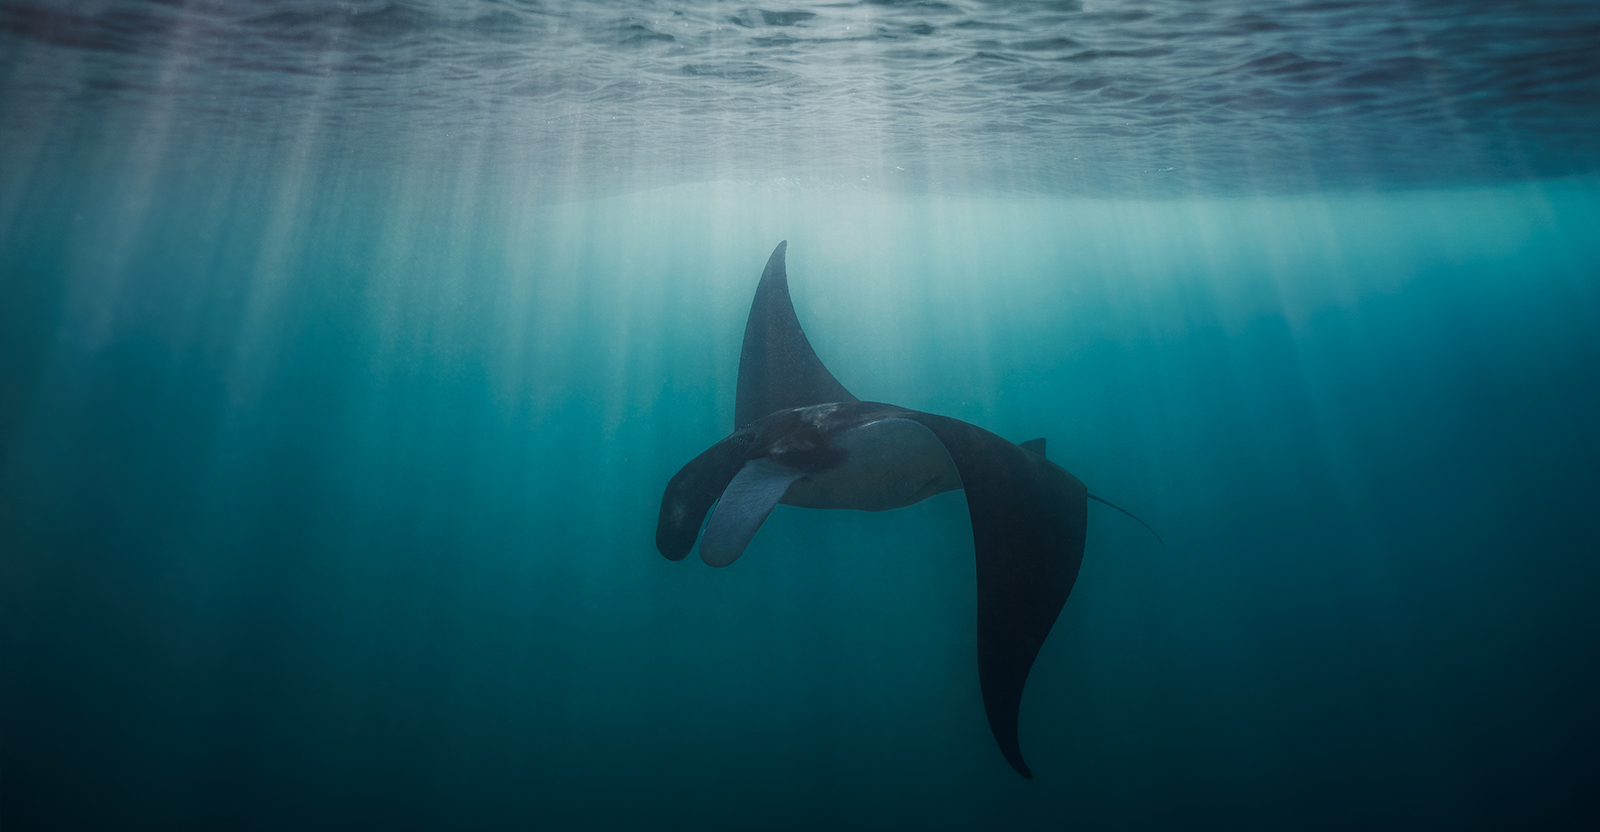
xmin=1087 ymin=494 xmax=1165 ymax=547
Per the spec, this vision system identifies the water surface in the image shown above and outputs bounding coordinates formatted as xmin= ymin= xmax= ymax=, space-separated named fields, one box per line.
xmin=2 ymin=2 xmax=1598 ymax=830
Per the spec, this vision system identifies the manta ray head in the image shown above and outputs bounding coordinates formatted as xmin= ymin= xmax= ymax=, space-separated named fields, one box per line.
xmin=681 ymin=404 xmax=964 ymax=568
xmin=652 ymin=404 xmax=854 ymax=564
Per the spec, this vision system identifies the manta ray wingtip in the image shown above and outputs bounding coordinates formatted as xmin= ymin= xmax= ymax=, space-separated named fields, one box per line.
xmin=996 ymin=733 xmax=1035 ymax=779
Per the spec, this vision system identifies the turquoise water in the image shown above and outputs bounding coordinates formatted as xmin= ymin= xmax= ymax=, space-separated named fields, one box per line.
xmin=4 ymin=2 xmax=1599 ymax=829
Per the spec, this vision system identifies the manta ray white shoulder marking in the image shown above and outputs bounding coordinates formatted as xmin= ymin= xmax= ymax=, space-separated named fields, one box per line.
xmin=699 ymin=459 xmax=805 ymax=567
xmin=800 ymin=403 xmax=840 ymax=425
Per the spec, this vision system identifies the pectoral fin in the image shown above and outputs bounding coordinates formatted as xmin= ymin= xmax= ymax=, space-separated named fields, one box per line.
xmin=908 ymin=413 xmax=1088 ymax=779
xmin=734 ymin=241 xmax=858 ymax=429
xmin=699 ymin=459 xmax=804 ymax=567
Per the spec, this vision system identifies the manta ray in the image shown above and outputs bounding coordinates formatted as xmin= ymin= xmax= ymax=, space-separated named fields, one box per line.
xmin=655 ymin=241 xmax=1157 ymax=778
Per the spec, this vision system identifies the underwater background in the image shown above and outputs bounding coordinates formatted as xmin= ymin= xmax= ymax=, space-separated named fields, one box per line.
xmin=2 ymin=1 xmax=1598 ymax=829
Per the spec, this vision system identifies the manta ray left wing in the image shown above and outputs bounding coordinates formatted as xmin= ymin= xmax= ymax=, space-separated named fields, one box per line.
xmin=734 ymin=241 xmax=858 ymax=430
xmin=907 ymin=412 xmax=1088 ymax=779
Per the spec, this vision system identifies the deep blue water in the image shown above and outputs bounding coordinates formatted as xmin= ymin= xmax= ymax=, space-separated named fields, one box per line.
xmin=3 ymin=2 xmax=1599 ymax=830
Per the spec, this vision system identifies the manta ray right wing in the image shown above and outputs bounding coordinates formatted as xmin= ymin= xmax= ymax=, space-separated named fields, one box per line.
xmin=907 ymin=412 xmax=1088 ymax=780
xmin=734 ymin=241 xmax=858 ymax=430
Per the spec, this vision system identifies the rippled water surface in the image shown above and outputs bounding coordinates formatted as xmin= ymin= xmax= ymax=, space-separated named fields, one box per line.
xmin=4 ymin=0 xmax=1599 ymax=194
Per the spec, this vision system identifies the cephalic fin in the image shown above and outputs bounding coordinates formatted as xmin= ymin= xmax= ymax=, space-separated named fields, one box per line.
xmin=700 ymin=459 xmax=804 ymax=567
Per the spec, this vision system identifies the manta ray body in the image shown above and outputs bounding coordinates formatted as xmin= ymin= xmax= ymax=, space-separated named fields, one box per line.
xmin=656 ymin=241 xmax=1146 ymax=778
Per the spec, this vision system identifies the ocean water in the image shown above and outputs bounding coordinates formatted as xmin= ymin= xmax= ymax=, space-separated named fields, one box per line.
xmin=2 ymin=2 xmax=1598 ymax=830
